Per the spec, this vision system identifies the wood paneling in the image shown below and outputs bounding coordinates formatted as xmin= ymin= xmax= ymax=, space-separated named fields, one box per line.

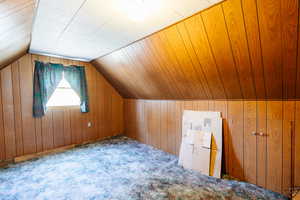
xmin=93 ymin=0 xmax=299 ymax=100
xmin=256 ymin=101 xmax=267 ymax=188
xmin=227 ymin=101 xmax=244 ymax=180
xmin=0 ymin=53 xmax=124 ymax=162
xmin=266 ymin=101 xmax=283 ymax=193
xmin=243 ymin=101 xmax=256 ymax=184
xmin=124 ymin=99 xmax=299 ymax=196
xmin=0 ymin=0 xmax=35 ymax=69
xmin=295 ymin=102 xmax=300 ymax=186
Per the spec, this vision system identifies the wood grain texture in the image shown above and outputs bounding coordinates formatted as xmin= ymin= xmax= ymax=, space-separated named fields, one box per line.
xmin=257 ymin=0 xmax=282 ymax=99
xmin=93 ymin=0 xmax=299 ymax=100
xmin=295 ymin=102 xmax=300 ymax=186
xmin=243 ymin=101 xmax=257 ymax=184
xmin=124 ymin=99 xmax=299 ymax=196
xmin=227 ymin=101 xmax=244 ymax=180
xmin=0 ymin=53 xmax=124 ymax=162
xmin=256 ymin=101 xmax=267 ymax=188
xmin=266 ymin=101 xmax=283 ymax=193
xmin=0 ymin=0 xmax=35 ymax=69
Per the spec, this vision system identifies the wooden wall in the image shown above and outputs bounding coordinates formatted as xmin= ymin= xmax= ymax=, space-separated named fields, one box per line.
xmin=0 ymin=53 xmax=124 ymax=162
xmin=93 ymin=0 xmax=300 ymax=100
xmin=124 ymin=99 xmax=300 ymax=196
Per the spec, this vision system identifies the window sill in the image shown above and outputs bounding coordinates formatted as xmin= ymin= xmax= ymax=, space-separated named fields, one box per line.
xmin=47 ymin=105 xmax=80 ymax=110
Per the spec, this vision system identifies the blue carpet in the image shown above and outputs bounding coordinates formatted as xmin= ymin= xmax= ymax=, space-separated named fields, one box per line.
xmin=0 ymin=136 xmax=287 ymax=200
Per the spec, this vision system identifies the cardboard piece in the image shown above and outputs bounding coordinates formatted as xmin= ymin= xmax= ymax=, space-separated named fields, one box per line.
xmin=179 ymin=110 xmax=223 ymax=178
xmin=179 ymin=129 xmax=212 ymax=175
xmin=192 ymin=147 xmax=211 ymax=175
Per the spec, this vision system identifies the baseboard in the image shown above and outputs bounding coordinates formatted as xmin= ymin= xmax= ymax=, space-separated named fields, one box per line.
xmin=13 ymin=134 xmax=124 ymax=164
xmin=0 ymin=159 xmax=14 ymax=168
xmin=14 ymin=144 xmax=76 ymax=163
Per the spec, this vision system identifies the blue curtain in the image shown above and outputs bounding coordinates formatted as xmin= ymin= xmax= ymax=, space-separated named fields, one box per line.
xmin=33 ymin=61 xmax=64 ymax=117
xmin=33 ymin=61 xmax=89 ymax=117
xmin=64 ymin=66 xmax=89 ymax=113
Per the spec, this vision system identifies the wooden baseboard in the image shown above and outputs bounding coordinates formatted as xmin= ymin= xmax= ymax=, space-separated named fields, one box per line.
xmin=0 ymin=159 xmax=13 ymax=168
xmin=14 ymin=144 xmax=76 ymax=163
xmin=13 ymin=135 xmax=123 ymax=163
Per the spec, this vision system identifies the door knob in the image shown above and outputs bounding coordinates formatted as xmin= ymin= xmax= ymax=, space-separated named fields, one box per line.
xmin=258 ymin=132 xmax=268 ymax=136
xmin=251 ymin=132 xmax=258 ymax=136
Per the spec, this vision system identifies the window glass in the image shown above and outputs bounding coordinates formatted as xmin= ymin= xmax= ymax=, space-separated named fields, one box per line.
xmin=46 ymin=77 xmax=80 ymax=107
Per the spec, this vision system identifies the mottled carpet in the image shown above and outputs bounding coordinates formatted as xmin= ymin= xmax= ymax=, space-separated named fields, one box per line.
xmin=0 ymin=136 xmax=287 ymax=200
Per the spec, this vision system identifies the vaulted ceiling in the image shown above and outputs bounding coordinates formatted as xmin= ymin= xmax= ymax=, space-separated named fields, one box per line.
xmin=0 ymin=0 xmax=222 ymax=64
xmin=1 ymin=0 xmax=300 ymax=100
xmin=0 ymin=0 xmax=36 ymax=68
xmin=30 ymin=0 xmax=222 ymax=61
xmin=93 ymin=0 xmax=300 ymax=100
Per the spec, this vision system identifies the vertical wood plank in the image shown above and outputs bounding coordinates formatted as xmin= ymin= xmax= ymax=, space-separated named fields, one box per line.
xmin=242 ymin=0 xmax=266 ymax=99
xmin=136 ymin=100 xmax=145 ymax=143
xmin=184 ymin=101 xmax=193 ymax=110
xmin=208 ymin=100 xmax=215 ymax=111
xmin=282 ymin=101 xmax=295 ymax=196
xmin=124 ymin=99 xmax=131 ymax=138
xmin=228 ymin=101 xmax=244 ymax=180
xmin=256 ymin=101 xmax=267 ymax=188
xmin=167 ymin=101 xmax=176 ymax=155
xmin=104 ymin=84 xmax=112 ymax=138
xmin=175 ymin=101 xmax=183 ymax=155
xmin=176 ymin=23 xmax=212 ymax=99
xmin=11 ymin=61 xmax=23 ymax=156
xmin=164 ymin=26 xmax=207 ymax=99
xmin=243 ymin=101 xmax=257 ymax=184
xmin=184 ymin=15 xmax=226 ymax=99
xmin=145 ymin=100 xmax=153 ymax=146
xmin=160 ymin=101 xmax=168 ymax=152
xmin=41 ymin=111 xmax=54 ymax=150
xmin=98 ymin=74 xmax=106 ymax=140
xmin=152 ymin=101 xmax=161 ymax=149
xmin=19 ymin=54 xmax=36 ymax=154
xmin=195 ymin=100 xmax=209 ymax=111
xmin=1 ymin=66 xmax=16 ymax=159
xmin=52 ymin=109 xmax=64 ymax=148
xmin=257 ymin=0 xmax=282 ymax=99
xmin=294 ymin=101 xmax=300 ymax=186
xmin=222 ymin=0 xmax=256 ymax=99
xmin=266 ymin=101 xmax=283 ymax=193
xmin=281 ymin=0 xmax=298 ymax=99
xmin=70 ymin=108 xmax=82 ymax=144
xmin=201 ymin=5 xmax=242 ymax=99
xmin=0 ymin=71 xmax=5 ymax=161
xmin=63 ymin=108 xmax=72 ymax=145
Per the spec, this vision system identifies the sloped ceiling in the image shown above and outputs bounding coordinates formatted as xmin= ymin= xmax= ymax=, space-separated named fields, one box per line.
xmin=29 ymin=0 xmax=222 ymax=61
xmin=93 ymin=0 xmax=300 ymax=100
xmin=0 ymin=0 xmax=36 ymax=69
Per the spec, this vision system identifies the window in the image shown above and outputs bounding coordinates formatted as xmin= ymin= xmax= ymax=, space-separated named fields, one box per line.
xmin=46 ymin=77 xmax=80 ymax=107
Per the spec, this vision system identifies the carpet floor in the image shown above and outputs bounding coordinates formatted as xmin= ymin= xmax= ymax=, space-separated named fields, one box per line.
xmin=0 ymin=136 xmax=287 ymax=200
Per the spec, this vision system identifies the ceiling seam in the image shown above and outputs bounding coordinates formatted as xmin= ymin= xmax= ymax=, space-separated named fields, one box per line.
xmin=56 ymin=0 xmax=88 ymax=44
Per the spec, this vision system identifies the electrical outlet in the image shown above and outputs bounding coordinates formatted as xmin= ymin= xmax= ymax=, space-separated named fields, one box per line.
xmin=88 ymin=122 xmax=92 ymax=128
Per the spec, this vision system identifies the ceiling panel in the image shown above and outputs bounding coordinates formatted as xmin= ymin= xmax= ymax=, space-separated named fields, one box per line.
xmin=30 ymin=0 xmax=223 ymax=61
xmin=93 ymin=0 xmax=300 ymax=100
xmin=0 ymin=0 xmax=36 ymax=69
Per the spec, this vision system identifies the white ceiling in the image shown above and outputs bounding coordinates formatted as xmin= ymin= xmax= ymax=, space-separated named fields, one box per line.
xmin=30 ymin=0 xmax=223 ymax=61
